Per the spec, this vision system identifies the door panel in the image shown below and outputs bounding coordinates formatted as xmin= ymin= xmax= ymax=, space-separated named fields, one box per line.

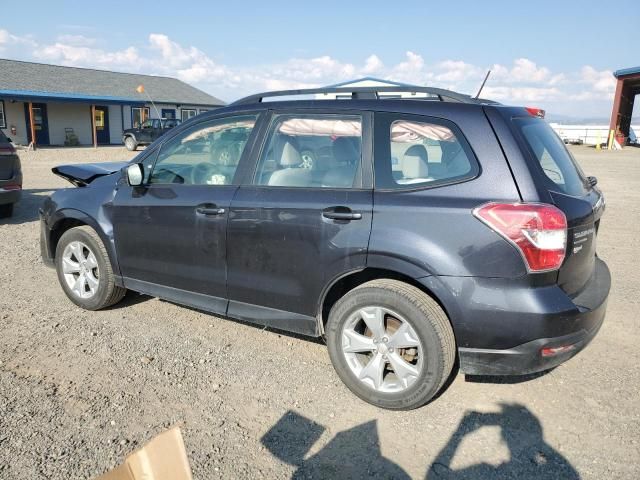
xmin=113 ymin=183 xmax=236 ymax=312
xmin=227 ymin=187 xmax=373 ymax=318
xmin=112 ymin=114 xmax=261 ymax=313
xmin=24 ymin=103 xmax=50 ymax=145
xmin=226 ymin=111 xmax=374 ymax=326
xmin=94 ymin=106 xmax=110 ymax=144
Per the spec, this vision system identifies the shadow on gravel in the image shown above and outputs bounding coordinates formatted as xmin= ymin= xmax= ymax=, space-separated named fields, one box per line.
xmin=426 ymin=403 xmax=580 ymax=479
xmin=263 ymin=404 xmax=579 ymax=479
xmin=464 ymin=368 xmax=555 ymax=384
xmin=262 ymin=411 xmax=410 ymax=479
xmin=1 ymin=188 xmax=53 ymax=225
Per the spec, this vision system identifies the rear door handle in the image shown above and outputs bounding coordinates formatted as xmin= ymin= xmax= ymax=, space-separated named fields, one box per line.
xmin=196 ymin=204 xmax=225 ymax=216
xmin=322 ymin=207 xmax=362 ymax=221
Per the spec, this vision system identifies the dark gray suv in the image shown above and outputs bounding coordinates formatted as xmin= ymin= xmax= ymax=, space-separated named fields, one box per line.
xmin=0 ymin=130 xmax=22 ymax=218
xmin=40 ymin=86 xmax=610 ymax=410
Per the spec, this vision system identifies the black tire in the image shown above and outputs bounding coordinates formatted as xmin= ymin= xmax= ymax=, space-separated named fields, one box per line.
xmin=326 ymin=279 xmax=456 ymax=410
xmin=124 ymin=136 xmax=137 ymax=151
xmin=55 ymin=226 xmax=126 ymax=310
xmin=0 ymin=203 xmax=14 ymax=218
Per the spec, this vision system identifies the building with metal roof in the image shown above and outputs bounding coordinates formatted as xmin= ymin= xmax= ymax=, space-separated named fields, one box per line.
xmin=0 ymin=59 xmax=225 ymax=147
xmin=315 ymin=77 xmax=436 ymax=100
xmin=608 ymin=66 xmax=640 ymax=148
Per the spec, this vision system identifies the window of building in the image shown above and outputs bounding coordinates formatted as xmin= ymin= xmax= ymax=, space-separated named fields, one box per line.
xmin=0 ymin=100 xmax=6 ymax=129
xmin=181 ymin=109 xmax=197 ymax=121
xmin=132 ymin=107 xmax=150 ymax=128
xmin=254 ymin=115 xmax=362 ymax=188
xmin=199 ymin=108 xmax=209 ymax=114
xmin=149 ymin=115 xmax=258 ymax=185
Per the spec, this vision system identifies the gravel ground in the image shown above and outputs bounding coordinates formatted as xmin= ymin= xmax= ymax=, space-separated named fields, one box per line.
xmin=1 ymin=145 xmax=639 ymax=479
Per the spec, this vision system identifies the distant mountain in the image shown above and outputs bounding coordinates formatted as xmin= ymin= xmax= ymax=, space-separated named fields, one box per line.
xmin=546 ymin=113 xmax=611 ymax=125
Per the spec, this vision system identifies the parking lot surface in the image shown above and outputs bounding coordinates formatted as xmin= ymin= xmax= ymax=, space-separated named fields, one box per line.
xmin=1 ymin=145 xmax=639 ymax=479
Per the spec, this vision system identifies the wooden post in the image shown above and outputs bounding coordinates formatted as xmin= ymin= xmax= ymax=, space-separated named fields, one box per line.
xmin=28 ymin=102 xmax=36 ymax=151
xmin=91 ymin=104 xmax=97 ymax=149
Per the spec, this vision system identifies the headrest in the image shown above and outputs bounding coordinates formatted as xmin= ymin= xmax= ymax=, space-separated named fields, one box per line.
xmin=280 ymin=141 xmax=302 ymax=167
xmin=404 ymin=144 xmax=428 ymax=162
xmin=332 ymin=137 xmax=359 ymax=165
xmin=403 ymin=146 xmax=429 ymax=179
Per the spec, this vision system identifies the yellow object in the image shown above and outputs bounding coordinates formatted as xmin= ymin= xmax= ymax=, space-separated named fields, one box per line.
xmin=136 ymin=85 xmax=145 ymax=94
xmin=607 ymin=129 xmax=615 ymax=150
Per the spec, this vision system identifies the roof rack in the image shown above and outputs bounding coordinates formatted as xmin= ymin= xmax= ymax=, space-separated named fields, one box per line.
xmin=232 ymin=86 xmax=483 ymax=106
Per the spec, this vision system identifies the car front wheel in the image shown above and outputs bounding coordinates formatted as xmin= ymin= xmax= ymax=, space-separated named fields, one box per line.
xmin=55 ymin=226 xmax=126 ymax=310
xmin=326 ymin=279 xmax=456 ymax=410
xmin=124 ymin=136 xmax=137 ymax=151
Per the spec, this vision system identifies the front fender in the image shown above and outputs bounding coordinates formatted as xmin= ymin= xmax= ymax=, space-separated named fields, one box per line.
xmin=48 ymin=208 xmax=120 ymax=277
xmin=44 ymin=176 xmax=121 ymax=277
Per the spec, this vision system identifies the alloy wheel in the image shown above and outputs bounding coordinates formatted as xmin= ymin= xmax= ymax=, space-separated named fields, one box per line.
xmin=341 ymin=306 xmax=423 ymax=393
xmin=61 ymin=241 xmax=100 ymax=299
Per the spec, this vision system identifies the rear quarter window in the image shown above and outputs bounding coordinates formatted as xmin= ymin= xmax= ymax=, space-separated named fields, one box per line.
xmin=375 ymin=113 xmax=478 ymax=190
xmin=513 ymin=117 xmax=587 ymax=197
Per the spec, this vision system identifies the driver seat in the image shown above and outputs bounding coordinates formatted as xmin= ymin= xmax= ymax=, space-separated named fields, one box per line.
xmin=268 ymin=141 xmax=312 ymax=187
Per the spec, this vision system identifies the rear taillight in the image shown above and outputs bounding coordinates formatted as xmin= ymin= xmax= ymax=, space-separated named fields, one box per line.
xmin=525 ymin=107 xmax=545 ymax=118
xmin=2 ymin=183 xmax=21 ymax=190
xmin=473 ymin=202 xmax=567 ymax=272
xmin=0 ymin=144 xmax=16 ymax=156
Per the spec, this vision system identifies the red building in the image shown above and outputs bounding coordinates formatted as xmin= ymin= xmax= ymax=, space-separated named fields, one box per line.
xmin=609 ymin=66 xmax=640 ymax=147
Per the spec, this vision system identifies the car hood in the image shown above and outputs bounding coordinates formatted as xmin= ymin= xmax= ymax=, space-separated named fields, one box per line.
xmin=52 ymin=161 xmax=129 ymax=187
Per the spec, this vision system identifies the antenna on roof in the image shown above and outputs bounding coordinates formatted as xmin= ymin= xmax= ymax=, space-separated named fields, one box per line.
xmin=474 ymin=70 xmax=491 ymax=99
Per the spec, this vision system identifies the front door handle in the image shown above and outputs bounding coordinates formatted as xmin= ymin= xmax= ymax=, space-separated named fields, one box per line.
xmin=196 ymin=204 xmax=225 ymax=216
xmin=322 ymin=207 xmax=362 ymax=221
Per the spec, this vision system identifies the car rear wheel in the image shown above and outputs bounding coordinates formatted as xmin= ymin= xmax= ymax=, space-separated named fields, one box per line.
xmin=0 ymin=203 xmax=14 ymax=218
xmin=124 ymin=136 xmax=137 ymax=151
xmin=55 ymin=226 xmax=126 ymax=310
xmin=326 ymin=279 xmax=456 ymax=410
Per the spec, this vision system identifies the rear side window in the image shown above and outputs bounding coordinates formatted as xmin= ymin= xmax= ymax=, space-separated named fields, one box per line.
xmin=513 ymin=118 xmax=587 ymax=196
xmin=375 ymin=114 xmax=477 ymax=189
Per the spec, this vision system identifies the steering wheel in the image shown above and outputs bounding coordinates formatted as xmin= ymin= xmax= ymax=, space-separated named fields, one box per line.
xmin=191 ymin=162 xmax=223 ymax=185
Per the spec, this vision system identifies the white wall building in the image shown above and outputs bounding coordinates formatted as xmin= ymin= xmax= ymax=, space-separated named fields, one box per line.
xmin=0 ymin=59 xmax=225 ymax=147
xmin=315 ymin=77 xmax=437 ymax=100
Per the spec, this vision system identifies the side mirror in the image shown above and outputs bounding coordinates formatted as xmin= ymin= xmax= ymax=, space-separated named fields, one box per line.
xmin=126 ymin=163 xmax=144 ymax=186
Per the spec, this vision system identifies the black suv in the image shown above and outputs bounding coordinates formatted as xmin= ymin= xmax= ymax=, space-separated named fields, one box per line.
xmin=40 ymin=86 xmax=610 ymax=410
xmin=0 ymin=130 xmax=22 ymax=218
xmin=122 ymin=118 xmax=181 ymax=151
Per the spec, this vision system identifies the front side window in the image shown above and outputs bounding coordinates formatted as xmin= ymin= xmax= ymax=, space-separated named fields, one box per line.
xmin=376 ymin=116 xmax=476 ymax=189
xmin=149 ymin=115 xmax=257 ymax=185
xmin=255 ymin=114 xmax=362 ymax=188
xmin=181 ymin=109 xmax=197 ymax=121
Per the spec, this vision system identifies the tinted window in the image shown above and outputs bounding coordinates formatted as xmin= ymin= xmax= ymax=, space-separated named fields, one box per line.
xmin=514 ymin=118 xmax=587 ymax=196
xmin=255 ymin=115 xmax=362 ymax=188
xmin=377 ymin=117 xmax=475 ymax=189
xmin=149 ymin=115 xmax=257 ymax=185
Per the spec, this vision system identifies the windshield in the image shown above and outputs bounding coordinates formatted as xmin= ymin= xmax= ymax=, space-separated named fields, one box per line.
xmin=513 ymin=117 xmax=587 ymax=197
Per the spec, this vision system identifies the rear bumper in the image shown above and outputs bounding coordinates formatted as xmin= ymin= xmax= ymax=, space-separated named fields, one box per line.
xmin=0 ymin=187 xmax=21 ymax=205
xmin=426 ymin=257 xmax=611 ymax=376
xmin=458 ymin=307 xmax=606 ymax=375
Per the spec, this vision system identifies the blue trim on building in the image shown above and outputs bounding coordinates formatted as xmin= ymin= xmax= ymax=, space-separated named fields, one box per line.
xmin=614 ymin=66 xmax=640 ymax=78
xmin=0 ymin=89 xmax=146 ymax=105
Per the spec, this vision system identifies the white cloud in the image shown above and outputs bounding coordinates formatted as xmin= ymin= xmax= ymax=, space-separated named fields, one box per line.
xmin=363 ymin=54 xmax=384 ymax=74
xmin=580 ymin=66 xmax=616 ymax=94
xmin=0 ymin=28 xmax=619 ymax=116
